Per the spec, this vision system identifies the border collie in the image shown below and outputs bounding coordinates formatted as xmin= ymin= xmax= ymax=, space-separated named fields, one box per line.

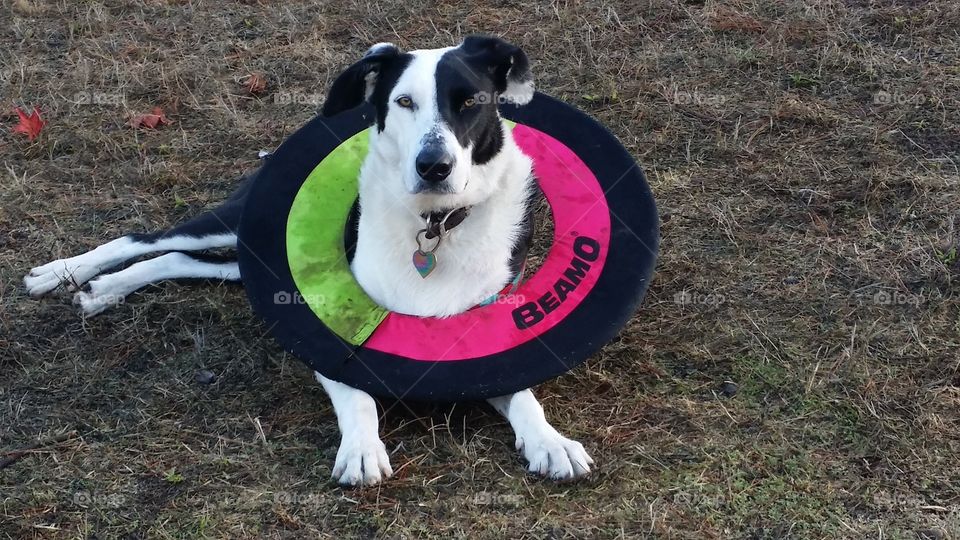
xmin=24 ymin=36 xmax=593 ymax=486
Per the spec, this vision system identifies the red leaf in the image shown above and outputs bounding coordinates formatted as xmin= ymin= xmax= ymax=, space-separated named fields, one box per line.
xmin=12 ymin=107 xmax=46 ymax=141
xmin=243 ymin=73 xmax=267 ymax=95
xmin=130 ymin=106 xmax=171 ymax=129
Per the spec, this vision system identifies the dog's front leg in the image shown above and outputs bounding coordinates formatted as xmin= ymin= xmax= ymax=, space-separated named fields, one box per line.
xmin=488 ymin=389 xmax=594 ymax=480
xmin=315 ymin=373 xmax=393 ymax=486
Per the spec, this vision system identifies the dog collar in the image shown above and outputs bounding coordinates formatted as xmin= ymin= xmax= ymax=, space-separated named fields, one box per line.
xmin=420 ymin=207 xmax=470 ymax=240
xmin=411 ymin=207 xmax=471 ymax=278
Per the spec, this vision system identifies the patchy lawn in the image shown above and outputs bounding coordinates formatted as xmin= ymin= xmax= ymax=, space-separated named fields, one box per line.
xmin=2 ymin=0 xmax=959 ymax=538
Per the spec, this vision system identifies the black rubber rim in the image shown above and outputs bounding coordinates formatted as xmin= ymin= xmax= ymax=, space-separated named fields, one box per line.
xmin=238 ymin=93 xmax=659 ymax=401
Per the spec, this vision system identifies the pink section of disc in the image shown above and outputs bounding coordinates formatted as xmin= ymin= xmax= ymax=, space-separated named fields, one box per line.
xmin=362 ymin=124 xmax=611 ymax=361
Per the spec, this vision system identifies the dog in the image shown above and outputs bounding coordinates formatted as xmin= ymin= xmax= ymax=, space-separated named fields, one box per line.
xmin=24 ymin=35 xmax=593 ymax=487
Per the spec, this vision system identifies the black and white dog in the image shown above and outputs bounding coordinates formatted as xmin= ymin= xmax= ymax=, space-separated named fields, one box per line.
xmin=24 ymin=36 xmax=593 ymax=486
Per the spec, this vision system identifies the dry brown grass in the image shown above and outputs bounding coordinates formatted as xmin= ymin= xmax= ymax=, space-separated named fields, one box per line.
xmin=2 ymin=0 xmax=959 ymax=538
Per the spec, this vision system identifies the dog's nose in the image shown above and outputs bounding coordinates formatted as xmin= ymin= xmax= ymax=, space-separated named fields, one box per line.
xmin=415 ymin=148 xmax=453 ymax=183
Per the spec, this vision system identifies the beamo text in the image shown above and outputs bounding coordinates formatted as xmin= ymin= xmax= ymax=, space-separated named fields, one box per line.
xmin=511 ymin=236 xmax=601 ymax=329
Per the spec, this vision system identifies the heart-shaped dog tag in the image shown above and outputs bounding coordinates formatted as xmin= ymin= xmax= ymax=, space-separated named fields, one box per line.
xmin=412 ymin=249 xmax=437 ymax=278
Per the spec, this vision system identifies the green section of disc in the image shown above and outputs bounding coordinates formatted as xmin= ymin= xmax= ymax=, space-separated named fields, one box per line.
xmin=286 ymin=121 xmax=518 ymax=345
xmin=286 ymin=128 xmax=388 ymax=345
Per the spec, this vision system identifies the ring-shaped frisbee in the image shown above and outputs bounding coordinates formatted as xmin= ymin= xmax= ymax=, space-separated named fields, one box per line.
xmin=238 ymin=93 xmax=658 ymax=401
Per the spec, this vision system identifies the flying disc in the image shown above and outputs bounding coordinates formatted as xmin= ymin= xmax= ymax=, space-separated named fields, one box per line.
xmin=238 ymin=93 xmax=658 ymax=401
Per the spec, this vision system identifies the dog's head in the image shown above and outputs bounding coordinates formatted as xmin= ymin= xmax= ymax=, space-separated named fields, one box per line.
xmin=322 ymin=36 xmax=534 ymax=208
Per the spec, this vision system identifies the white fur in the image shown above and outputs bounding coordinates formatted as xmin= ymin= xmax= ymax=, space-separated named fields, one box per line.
xmin=488 ymin=390 xmax=593 ymax=478
xmin=24 ymin=233 xmax=236 ymax=297
xmin=74 ymin=252 xmax=239 ymax=316
xmin=316 ymin=372 xmax=393 ymax=486
xmin=352 ymin=124 xmax=533 ymax=316
xmin=503 ymin=78 xmax=535 ymax=105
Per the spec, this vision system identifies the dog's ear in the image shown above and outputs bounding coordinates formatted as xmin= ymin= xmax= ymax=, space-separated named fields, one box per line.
xmin=460 ymin=35 xmax=534 ymax=105
xmin=322 ymin=43 xmax=401 ymax=117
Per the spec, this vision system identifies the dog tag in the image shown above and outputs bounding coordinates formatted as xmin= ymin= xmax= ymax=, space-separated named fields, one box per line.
xmin=412 ymin=249 xmax=437 ymax=278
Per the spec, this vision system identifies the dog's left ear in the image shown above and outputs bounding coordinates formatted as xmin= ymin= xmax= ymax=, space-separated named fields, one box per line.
xmin=461 ymin=35 xmax=535 ymax=105
xmin=322 ymin=43 xmax=401 ymax=117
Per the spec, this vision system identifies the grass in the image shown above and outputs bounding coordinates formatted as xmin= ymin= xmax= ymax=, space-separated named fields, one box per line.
xmin=2 ymin=0 xmax=960 ymax=538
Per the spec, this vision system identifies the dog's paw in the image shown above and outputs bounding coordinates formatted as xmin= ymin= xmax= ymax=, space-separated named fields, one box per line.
xmin=332 ymin=431 xmax=393 ymax=487
xmin=24 ymin=256 xmax=102 ymax=297
xmin=23 ymin=269 xmax=66 ymax=297
xmin=72 ymin=276 xmax=127 ymax=316
xmin=516 ymin=429 xmax=594 ymax=480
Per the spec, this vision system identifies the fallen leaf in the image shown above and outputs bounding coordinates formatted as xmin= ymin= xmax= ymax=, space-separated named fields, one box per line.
xmin=130 ymin=106 xmax=171 ymax=129
xmin=12 ymin=106 xmax=46 ymax=141
xmin=243 ymin=73 xmax=267 ymax=95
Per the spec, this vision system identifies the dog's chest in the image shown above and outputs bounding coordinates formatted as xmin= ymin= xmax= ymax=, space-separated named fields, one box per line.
xmin=351 ymin=215 xmax=517 ymax=318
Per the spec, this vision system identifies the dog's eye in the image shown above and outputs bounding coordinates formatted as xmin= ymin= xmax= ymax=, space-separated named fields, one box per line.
xmin=462 ymin=97 xmax=477 ymax=109
xmin=395 ymin=96 xmax=414 ymax=109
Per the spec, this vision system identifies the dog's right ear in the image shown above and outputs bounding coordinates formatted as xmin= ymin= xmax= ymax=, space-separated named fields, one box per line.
xmin=322 ymin=43 xmax=401 ymax=117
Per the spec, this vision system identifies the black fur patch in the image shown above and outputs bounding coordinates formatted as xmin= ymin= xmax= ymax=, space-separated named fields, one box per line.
xmin=434 ymin=47 xmax=505 ymax=165
xmin=434 ymin=36 xmax=531 ymax=165
xmin=368 ymin=55 xmax=413 ymax=131
xmin=322 ymin=47 xmax=412 ymax=132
